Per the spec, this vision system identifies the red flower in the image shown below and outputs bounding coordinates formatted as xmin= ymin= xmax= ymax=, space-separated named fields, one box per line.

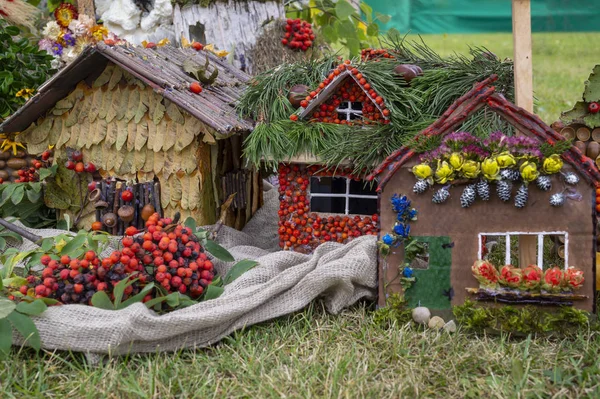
xmin=542 ymin=267 xmax=564 ymax=293
xmin=520 ymin=264 xmax=542 ymax=290
xmin=564 ymin=267 xmax=584 ymax=291
xmin=499 ymin=265 xmax=522 ymax=288
xmin=471 ymin=260 xmax=499 ymax=288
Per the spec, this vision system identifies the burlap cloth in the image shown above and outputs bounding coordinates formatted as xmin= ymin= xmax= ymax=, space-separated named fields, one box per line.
xmin=8 ymin=183 xmax=378 ymax=354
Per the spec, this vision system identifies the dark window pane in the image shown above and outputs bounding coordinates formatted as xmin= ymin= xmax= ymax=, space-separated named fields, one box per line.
xmin=337 ymin=112 xmax=346 ymax=121
xmin=348 ymin=198 xmax=377 ymax=215
xmin=337 ymin=102 xmax=349 ymax=110
xmin=310 ymin=177 xmax=346 ymax=194
xmin=310 ymin=197 xmax=345 ymax=213
xmin=351 ymin=102 xmax=362 ymax=110
xmin=349 ymin=112 xmax=362 ymax=120
xmin=349 ymin=179 xmax=377 ymax=195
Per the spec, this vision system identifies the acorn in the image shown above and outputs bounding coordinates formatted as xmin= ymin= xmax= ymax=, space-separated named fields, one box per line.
xmin=88 ymin=188 xmax=101 ymax=202
xmin=141 ymin=204 xmax=155 ymax=221
xmin=288 ymin=84 xmax=310 ymax=108
xmin=102 ymin=213 xmax=117 ymax=227
xmin=94 ymin=200 xmax=109 ymax=209
xmin=393 ymin=64 xmax=423 ymax=83
xmin=117 ymin=205 xmax=135 ymax=222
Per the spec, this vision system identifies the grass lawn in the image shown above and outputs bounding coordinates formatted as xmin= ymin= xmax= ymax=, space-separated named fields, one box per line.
xmin=2 ymin=33 xmax=600 ymax=398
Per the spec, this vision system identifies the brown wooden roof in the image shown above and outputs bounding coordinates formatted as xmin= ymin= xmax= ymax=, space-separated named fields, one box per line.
xmin=368 ymin=75 xmax=600 ymax=190
xmin=0 ymin=43 xmax=253 ymax=136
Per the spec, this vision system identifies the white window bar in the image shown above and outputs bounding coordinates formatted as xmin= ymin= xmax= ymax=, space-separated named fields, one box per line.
xmin=336 ymin=101 xmax=363 ymax=122
xmin=478 ymin=231 xmax=568 ymax=269
xmin=310 ymin=177 xmax=377 ymax=215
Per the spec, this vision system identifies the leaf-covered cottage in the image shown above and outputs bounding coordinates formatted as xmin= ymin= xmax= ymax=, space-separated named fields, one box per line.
xmin=0 ymin=42 xmax=262 ymax=231
xmin=239 ymin=41 xmax=515 ymax=253
xmin=369 ymin=76 xmax=598 ymax=312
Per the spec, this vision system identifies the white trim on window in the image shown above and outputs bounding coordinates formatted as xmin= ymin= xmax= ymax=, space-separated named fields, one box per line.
xmin=478 ymin=231 xmax=568 ymax=269
xmin=310 ymin=177 xmax=377 ymax=215
xmin=336 ymin=101 xmax=363 ymax=122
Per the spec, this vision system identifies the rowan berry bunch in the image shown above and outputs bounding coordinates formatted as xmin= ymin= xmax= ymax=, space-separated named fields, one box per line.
xmin=360 ymin=48 xmax=393 ymax=61
xmin=64 ymin=149 xmax=96 ymax=174
xmin=13 ymin=149 xmax=54 ymax=183
xmin=282 ymin=18 xmax=314 ymax=52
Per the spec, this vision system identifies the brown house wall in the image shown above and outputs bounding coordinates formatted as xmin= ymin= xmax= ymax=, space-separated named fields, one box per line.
xmin=378 ymin=159 xmax=596 ymax=312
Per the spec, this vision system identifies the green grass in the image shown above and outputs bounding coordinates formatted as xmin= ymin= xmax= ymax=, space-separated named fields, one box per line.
xmin=2 ymin=32 xmax=600 ymax=398
xmin=402 ymin=32 xmax=599 ymax=124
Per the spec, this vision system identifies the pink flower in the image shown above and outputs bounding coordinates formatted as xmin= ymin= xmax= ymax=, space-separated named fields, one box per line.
xmin=471 ymin=260 xmax=499 ymax=288
xmin=542 ymin=267 xmax=564 ymax=293
xmin=520 ymin=264 xmax=542 ymax=290
xmin=564 ymin=267 xmax=584 ymax=291
xmin=499 ymin=265 xmax=522 ymax=288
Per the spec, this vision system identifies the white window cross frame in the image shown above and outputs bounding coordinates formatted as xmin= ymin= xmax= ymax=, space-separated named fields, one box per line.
xmin=336 ymin=101 xmax=363 ymax=122
xmin=310 ymin=177 xmax=377 ymax=215
xmin=477 ymin=231 xmax=568 ymax=269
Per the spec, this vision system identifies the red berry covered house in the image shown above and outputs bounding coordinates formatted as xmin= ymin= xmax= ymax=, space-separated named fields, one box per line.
xmin=276 ymin=60 xmax=392 ymax=252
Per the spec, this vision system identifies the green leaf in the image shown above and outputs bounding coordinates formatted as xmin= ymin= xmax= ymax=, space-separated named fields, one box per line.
xmin=321 ymin=25 xmax=338 ymax=43
xmin=203 ymin=284 xmax=224 ymax=301
xmin=224 ymin=259 xmax=259 ymax=285
xmin=144 ymin=296 xmax=167 ymax=309
xmin=194 ymin=229 xmax=208 ymax=241
xmin=359 ymin=2 xmax=373 ymax=22
xmin=165 ymin=292 xmax=182 ymax=307
xmin=90 ymin=291 xmax=115 ymax=310
xmin=7 ymin=311 xmax=41 ymax=351
xmin=15 ymin=299 xmax=47 ymax=316
xmin=3 ymin=277 xmax=27 ymax=289
xmin=0 ymin=237 xmax=6 ymax=251
xmin=30 ymin=182 xmax=42 ymax=193
xmin=0 ymin=184 xmax=17 ymax=206
xmin=119 ymin=283 xmax=155 ymax=309
xmin=59 ymin=232 xmax=86 ymax=256
xmin=0 ymin=318 xmax=12 ymax=358
xmin=38 ymin=167 xmax=55 ymax=181
xmin=204 ymin=240 xmax=235 ymax=262
xmin=0 ymin=297 xmax=16 ymax=319
xmin=113 ymin=277 xmax=139 ymax=309
xmin=335 ymin=0 xmax=356 ymax=20
xmin=374 ymin=11 xmax=391 ymax=24
xmin=4 ymin=26 xmax=19 ymax=36
xmin=366 ymin=23 xmax=379 ymax=37
xmin=184 ymin=217 xmax=197 ymax=232
xmin=338 ymin=20 xmax=358 ymax=40
xmin=11 ymin=185 xmax=24 ymax=205
xmin=346 ymin=38 xmax=361 ymax=57
xmin=40 ymin=238 xmax=54 ymax=252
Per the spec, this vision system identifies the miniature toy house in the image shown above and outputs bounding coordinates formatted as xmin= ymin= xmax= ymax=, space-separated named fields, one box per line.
xmin=276 ymin=65 xmax=389 ymax=252
xmin=0 ymin=43 xmax=261 ymax=230
xmin=369 ymin=76 xmax=598 ymax=312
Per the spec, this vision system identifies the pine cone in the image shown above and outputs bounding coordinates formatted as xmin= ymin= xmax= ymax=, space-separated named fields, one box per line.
xmin=476 ymin=180 xmax=490 ymax=201
xmin=460 ymin=184 xmax=477 ymax=208
xmin=496 ymin=180 xmax=512 ymax=202
xmin=514 ymin=184 xmax=528 ymax=208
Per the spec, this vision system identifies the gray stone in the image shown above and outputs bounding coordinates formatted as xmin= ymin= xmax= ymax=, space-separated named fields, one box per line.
xmin=428 ymin=315 xmax=445 ymax=330
xmin=443 ymin=320 xmax=457 ymax=333
xmin=412 ymin=307 xmax=431 ymax=325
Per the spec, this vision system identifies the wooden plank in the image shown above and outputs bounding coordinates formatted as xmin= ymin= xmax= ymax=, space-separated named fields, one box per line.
xmin=77 ymin=0 xmax=96 ymax=20
xmin=512 ymin=0 xmax=533 ymax=113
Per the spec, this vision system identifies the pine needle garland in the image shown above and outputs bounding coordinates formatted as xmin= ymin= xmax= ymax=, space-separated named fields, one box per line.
xmin=239 ymin=34 xmax=516 ymax=174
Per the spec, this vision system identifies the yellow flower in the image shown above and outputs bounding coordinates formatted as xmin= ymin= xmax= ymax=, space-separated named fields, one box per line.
xmin=448 ymin=152 xmax=464 ymax=170
xmin=157 ymin=38 xmax=171 ymax=47
xmin=434 ymin=160 xmax=454 ymax=184
xmin=91 ymin=26 xmax=109 ymax=41
xmin=520 ymin=161 xmax=539 ymax=182
xmin=54 ymin=3 xmax=78 ymax=28
xmin=542 ymin=154 xmax=563 ymax=174
xmin=15 ymin=88 xmax=34 ymax=100
xmin=181 ymin=37 xmax=192 ymax=48
xmin=481 ymin=157 xmax=500 ymax=180
xmin=496 ymin=151 xmax=516 ymax=168
xmin=412 ymin=163 xmax=432 ymax=180
xmin=204 ymin=43 xmax=229 ymax=57
xmin=1 ymin=138 xmax=26 ymax=156
xmin=461 ymin=160 xmax=481 ymax=179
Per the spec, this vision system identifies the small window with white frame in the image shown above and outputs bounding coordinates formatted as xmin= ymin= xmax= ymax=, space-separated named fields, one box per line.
xmin=310 ymin=176 xmax=377 ymax=215
xmin=479 ymin=232 xmax=567 ymax=270
xmin=337 ymin=101 xmax=363 ymax=121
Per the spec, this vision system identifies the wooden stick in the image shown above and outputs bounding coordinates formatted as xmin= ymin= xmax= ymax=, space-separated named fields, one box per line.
xmin=512 ymin=0 xmax=533 ymax=113
xmin=0 ymin=218 xmax=42 ymax=244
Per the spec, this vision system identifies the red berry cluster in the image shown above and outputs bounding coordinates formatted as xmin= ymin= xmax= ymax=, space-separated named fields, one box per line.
xmin=361 ymin=48 xmax=393 ymax=61
xmin=293 ymin=61 xmax=389 ymax=125
xmin=17 ymin=213 xmax=216 ymax=306
xmin=64 ymin=150 xmax=96 ymax=174
xmin=13 ymin=149 xmax=54 ymax=183
xmin=277 ymin=164 xmax=379 ymax=252
xmin=141 ymin=213 xmax=214 ymax=297
xmin=282 ymin=18 xmax=314 ymax=51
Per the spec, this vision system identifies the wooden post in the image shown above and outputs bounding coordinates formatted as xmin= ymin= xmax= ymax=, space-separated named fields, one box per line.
xmin=512 ymin=0 xmax=537 ymax=267
xmin=77 ymin=0 xmax=96 ymax=20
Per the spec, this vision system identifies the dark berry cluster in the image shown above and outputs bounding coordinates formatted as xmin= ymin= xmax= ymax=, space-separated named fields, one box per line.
xmin=282 ymin=19 xmax=314 ymax=52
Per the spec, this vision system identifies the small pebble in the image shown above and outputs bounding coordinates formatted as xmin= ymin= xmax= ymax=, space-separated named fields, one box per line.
xmin=428 ymin=315 xmax=445 ymax=330
xmin=443 ymin=320 xmax=457 ymax=333
xmin=412 ymin=307 xmax=431 ymax=325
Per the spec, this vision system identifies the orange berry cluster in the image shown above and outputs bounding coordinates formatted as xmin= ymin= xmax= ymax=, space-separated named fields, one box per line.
xmin=13 ymin=149 xmax=53 ymax=183
xmin=277 ymin=164 xmax=379 ymax=253
xmin=292 ymin=61 xmax=390 ymax=124
xmin=18 ymin=213 xmax=215 ymax=306
xmin=64 ymin=150 xmax=96 ymax=174
xmin=360 ymin=48 xmax=393 ymax=61
xmin=282 ymin=18 xmax=314 ymax=51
